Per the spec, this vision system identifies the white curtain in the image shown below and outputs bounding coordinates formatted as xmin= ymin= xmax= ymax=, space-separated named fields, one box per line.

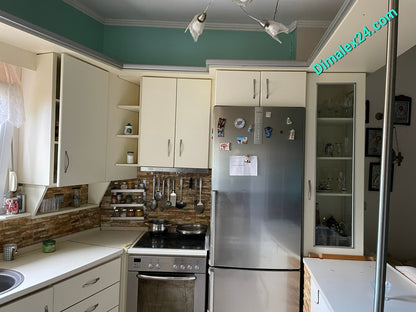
xmin=0 ymin=62 xmax=24 ymax=213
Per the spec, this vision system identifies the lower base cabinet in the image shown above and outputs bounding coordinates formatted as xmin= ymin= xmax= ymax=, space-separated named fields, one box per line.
xmin=0 ymin=287 xmax=53 ymax=312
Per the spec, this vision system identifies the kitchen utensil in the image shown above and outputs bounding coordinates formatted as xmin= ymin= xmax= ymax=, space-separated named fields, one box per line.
xmin=196 ymin=178 xmax=204 ymax=213
xmin=193 ymin=178 xmax=197 ymax=208
xmin=176 ymin=223 xmax=207 ymax=235
xmin=164 ymin=178 xmax=172 ymax=209
xmin=150 ymin=176 xmax=157 ymax=210
xmin=176 ymin=177 xmax=186 ymax=209
xmin=159 ymin=179 xmax=166 ymax=212
xmin=170 ymin=179 xmax=177 ymax=207
xmin=145 ymin=219 xmax=171 ymax=234
xmin=155 ymin=177 xmax=162 ymax=201
xmin=3 ymin=244 xmax=17 ymax=261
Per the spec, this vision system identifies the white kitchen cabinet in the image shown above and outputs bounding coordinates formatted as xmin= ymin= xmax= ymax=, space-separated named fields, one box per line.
xmin=215 ymin=70 xmax=306 ymax=107
xmin=105 ymin=73 xmax=139 ymax=180
xmin=139 ymin=77 xmax=211 ymax=168
xmin=303 ymin=73 xmax=365 ymax=256
xmin=0 ymin=287 xmax=53 ymax=312
xmin=53 ymin=258 xmax=121 ymax=312
xmin=310 ymin=278 xmax=332 ymax=312
xmin=19 ymin=53 xmax=108 ymax=187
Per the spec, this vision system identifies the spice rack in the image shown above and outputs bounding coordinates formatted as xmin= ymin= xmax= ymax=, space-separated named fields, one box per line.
xmin=110 ymin=188 xmax=146 ymax=220
xmin=115 ymin=105 xmax=140 ymax=167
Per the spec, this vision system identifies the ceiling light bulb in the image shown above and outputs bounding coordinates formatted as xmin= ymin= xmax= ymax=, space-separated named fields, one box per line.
xmin=258 ymin=20 xmax=290 ymax=44
xmin=232 ymin=0 xmax=253 ymax=7
xmin=185 ymin=12 xmax=207 ymax=42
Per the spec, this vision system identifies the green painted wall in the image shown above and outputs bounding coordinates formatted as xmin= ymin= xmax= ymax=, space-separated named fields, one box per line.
xmin=0 ymin=0 xmax=103 ymax=52
xmin=103 ymin=26 xmax=296 ymax=67
xmin=0 ymin=1 xmax=297 ymax=67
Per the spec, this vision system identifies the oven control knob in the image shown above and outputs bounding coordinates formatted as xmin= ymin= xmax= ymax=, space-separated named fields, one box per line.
xmin=195 ymin=265 xmax=200 ymax=271
xmin=180 ymin=265 xmax=186 ymax=270
xmin=148 ymin=263 xmax=153 ymax=269
xmin=173 ymin=264 xmax=178 ymax=270
xmin=187 ymin=265 xmax=193 ymax=270
xmin=155 ymin=263 xmax=160 ymax=269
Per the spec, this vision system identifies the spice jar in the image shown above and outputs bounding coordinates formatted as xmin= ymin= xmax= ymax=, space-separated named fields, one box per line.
xmin=111 ymin=194 xmax=117 ymax=204
xmin=42 ymin=239 xmax=56 ymax=253
xmin=121 ymin=182 xmax=128 ymax=189
xmin=135 ymin=209 xmax=144 ymax=217
xmin=126 ymin=194 xmax=132 ymax=204
xmin=113 ymin=208 xmax=120 ymax=217
xmin=127 ymin=151 xmax=134 ymax=164
xmin=120 ymin=208 xmax=127 ymax=218
xmin=127 ymin=181 xmax=134 ymax=189
xmin=127 ymin=208 xmax=135 ymax=217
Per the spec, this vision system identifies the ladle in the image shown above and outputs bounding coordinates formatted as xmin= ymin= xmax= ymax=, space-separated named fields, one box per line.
xmin=176 ymin=177 xmax=186 ymax=209
xmin=155 ymin=177 xmax=162 ymax=201
xmin=196 ymin=178 xmax=204 ymax=213
xmin=150 ymin=175 xmax=157 ymax=210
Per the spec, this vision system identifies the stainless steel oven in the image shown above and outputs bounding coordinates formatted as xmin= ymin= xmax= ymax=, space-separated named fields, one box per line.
xmin=126 ymin=255 xmax=206 ymax=312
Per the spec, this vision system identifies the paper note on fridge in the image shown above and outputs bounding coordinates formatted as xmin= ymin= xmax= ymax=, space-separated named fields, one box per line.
xmin=229 ymin=156 xmax=258 ymax=176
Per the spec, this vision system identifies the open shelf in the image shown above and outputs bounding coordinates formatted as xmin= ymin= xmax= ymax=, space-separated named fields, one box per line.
xmin=115 ymin=163 xmax=140 ymax=167
xmin=117 ymin=105 xmax=140 ymax=112
xmin=111 ymin=189 xmax=145 ymax=193
xmin=111 ymin=217 xmax=144 ymax=221
xmin=116 ymin=134 xmax=139 ymax=139
xmin=111 ymin=203 xmax=145 ymax=208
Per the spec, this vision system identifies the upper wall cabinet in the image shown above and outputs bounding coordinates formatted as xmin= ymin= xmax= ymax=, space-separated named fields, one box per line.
xmin=139 ymin=77 xmax=211 ymax=169
xmin=215 ymin=70 xmax=306 ymax=107
xmin=19 ymin=53 xmax=109 ymax=187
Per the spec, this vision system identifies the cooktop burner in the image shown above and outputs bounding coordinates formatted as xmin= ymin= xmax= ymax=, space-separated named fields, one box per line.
xmin=133 ymin=232 xmax=206 ymax=250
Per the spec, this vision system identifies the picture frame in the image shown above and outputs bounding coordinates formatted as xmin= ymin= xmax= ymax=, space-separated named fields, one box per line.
xmin=394 ymin=95 xmax=412 ymax=125
xmin=368 ymin=162 xmax=394 ymax=191
xmin=365 ymin=128 xmax=383 ymax=157
xmin=365 ymin=100 xmax=370 ymax=124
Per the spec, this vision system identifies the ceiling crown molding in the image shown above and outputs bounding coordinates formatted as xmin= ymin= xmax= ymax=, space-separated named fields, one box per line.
xmin=62 ymin=0 xmax=105 ymax=23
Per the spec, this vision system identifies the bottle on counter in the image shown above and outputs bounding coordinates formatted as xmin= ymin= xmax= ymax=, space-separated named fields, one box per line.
xmin=16 ymin=183 xmax=26 ymax=213
xmin=72 ymin=187 xmax=81 ymax=208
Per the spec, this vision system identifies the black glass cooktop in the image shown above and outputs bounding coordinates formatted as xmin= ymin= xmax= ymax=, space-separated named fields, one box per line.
xmin=133 ymin=232 xmax=206 ymax=250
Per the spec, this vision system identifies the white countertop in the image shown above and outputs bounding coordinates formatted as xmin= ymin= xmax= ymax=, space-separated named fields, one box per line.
xmin=0 ymin=228 xmax=144 ymax=306
xmin=304 ymin=258 xmax=416 ymax=312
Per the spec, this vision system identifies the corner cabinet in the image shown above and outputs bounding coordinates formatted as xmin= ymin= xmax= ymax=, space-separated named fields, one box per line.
xmin=139 ymin=77 xmax=211 ymax=169
xmin=215 ymin=70 xmax=306 ymax=107
xmin=303 ymin=73 xmax=366 ymax=256
xmin=19 ymin=53 xmax=108 ymax=186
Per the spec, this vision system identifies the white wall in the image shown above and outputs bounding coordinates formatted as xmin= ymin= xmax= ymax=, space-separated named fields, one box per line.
xmin=365 ymin=45 xmax=416 ymax=261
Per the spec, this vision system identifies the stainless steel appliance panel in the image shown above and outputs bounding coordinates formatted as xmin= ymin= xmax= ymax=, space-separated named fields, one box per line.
xmin=208 ymin=267 xmax=300 ymax=312
xmin=211 ymin=106 xmax=305 ymax=270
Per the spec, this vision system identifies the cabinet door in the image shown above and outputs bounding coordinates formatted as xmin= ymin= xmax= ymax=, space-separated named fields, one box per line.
xmin=139 ymin=77 xmax=176 ymax=167
xmin=215 ymin=71 xmax=260 ymax=106
xmin=57 ymin=54 xmax=108 ymax=186
xmin=303 ymin=73 xmax=365 ymax=256
xmin=261 ymin=72 xmax=306 ymax=107
xmin=0 ymin=287 xmax=53 ymax=312
xmin=175 ymin=79 xmax=211 ymax=168
xmin=311 ymin=278 xmax=332 ymax=312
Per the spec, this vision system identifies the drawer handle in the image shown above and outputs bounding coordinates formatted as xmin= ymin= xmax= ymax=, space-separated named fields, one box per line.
xmin=82 ymin=277 xmax=100 ymax=288
xmin=85 ymin=303 xmax=99 ymax=312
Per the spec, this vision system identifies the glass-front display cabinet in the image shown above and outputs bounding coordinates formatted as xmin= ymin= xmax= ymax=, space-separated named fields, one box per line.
xmin=304 ymin=73 xmax=365 ymax=256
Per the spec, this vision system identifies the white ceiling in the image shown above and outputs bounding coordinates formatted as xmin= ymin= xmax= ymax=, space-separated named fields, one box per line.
xmin=62 ymin=0 xmax=346 ymax=29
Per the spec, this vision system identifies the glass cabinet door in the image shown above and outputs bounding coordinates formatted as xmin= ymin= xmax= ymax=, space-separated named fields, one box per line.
xmin=315 ymin=83 xmax=355 ymax=247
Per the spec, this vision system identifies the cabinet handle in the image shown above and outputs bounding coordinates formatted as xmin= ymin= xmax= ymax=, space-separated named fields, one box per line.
xmin=179 ymin=139 xmax=183 ymax=157
xmin=308 ymin=179 xmax=312 ymax=200
xmin=84 ymin=303 xmax=99 ymax=312
xmin=266 ymin=78 xmax=270 ymax=99
xmin=168 ymin=139 xmax=171 ymax=157
xmin=64 ymin=150 xmax=69 ymax=173
xmin=44 ymin=305 xmax=49 ymax=312
xmin=253 ymin=79 xmax=256 ymax=99
xmin=82 ymin=277 xmax=100 ymax=288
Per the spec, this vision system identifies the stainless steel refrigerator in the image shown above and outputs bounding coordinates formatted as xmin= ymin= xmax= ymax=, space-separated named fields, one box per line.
xmin=209 ymin=106 xmax=305 ymax=312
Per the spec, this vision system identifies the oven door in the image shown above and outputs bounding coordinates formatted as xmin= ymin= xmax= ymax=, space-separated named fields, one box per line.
xmin=127 ymin=271 xmax=206 ymax=312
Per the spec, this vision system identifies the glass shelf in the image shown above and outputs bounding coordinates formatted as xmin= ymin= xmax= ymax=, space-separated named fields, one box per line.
xmin=315 ymin=83 xmax=355 ymax=248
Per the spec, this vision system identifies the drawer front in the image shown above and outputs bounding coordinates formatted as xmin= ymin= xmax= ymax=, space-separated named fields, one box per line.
xmin=62 ymin=282 xmax=120 ymax=312
xmin=54 ymin=258 xmax=121 ymax=311
xmin=0 ymin=287 xmax=53 ymax=312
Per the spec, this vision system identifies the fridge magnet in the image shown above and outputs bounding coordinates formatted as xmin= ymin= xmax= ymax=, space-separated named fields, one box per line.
xmin=393 ymin=95 xmax=411 ymax=125
xmin=124 ymin=123 xmax=133 ymax=135
xmin=289 ymin=129 xmax=296 ymax=140
xmin=247 ymin=124 xmax=253 ymax=132
xmin=286 ymin=117 xmax=293 ymax=125
xmin=264 ymin=126 xmax=273 ymax=138
xmin=234 ymin=118 xmax=246 ymax=129
xmin=217 ymin=118 xmax=226 ymax=137
xmin=237 ymin=136 xmax=248 ymax=144
xmin=219 ymin=142 xmax=231 ymax=151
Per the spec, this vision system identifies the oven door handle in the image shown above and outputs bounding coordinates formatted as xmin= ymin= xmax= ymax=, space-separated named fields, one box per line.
xmin=137 ymin=274 xmax=196 ymax=281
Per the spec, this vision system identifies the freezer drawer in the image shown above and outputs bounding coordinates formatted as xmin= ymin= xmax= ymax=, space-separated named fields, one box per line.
xmin=208 ymin=267 xmax=300 ymax=312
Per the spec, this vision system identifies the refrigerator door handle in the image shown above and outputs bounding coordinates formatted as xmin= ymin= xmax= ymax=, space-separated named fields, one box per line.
xmin=308 ymin=179 xmax=312 ymax=200
xmin=208 ymin=268 xmax=215 ymax=312
xmin=209 ymin=190 xmax=217 ymax=266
